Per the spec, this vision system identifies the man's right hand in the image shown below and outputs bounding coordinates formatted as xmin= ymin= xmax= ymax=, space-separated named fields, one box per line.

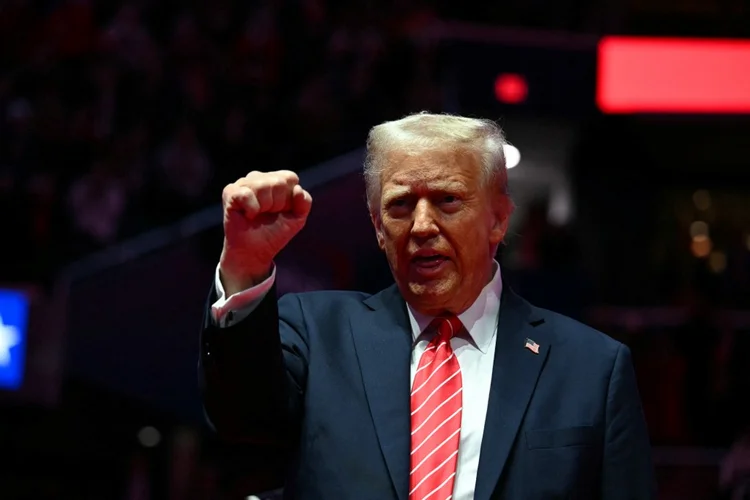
xmin=219 ymin=170 xmax=312 ymax=296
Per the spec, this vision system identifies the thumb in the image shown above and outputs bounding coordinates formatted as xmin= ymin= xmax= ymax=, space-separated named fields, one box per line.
xmin=291 ymin=184 xmax=312 ymax=218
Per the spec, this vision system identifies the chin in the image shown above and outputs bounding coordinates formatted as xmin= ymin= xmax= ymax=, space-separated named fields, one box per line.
xmin=407 ymin=279 xmax=454 ymax=300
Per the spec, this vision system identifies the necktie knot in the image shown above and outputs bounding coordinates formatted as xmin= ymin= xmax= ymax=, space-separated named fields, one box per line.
xmin=433 ymin=314 xmax=463 ymax=344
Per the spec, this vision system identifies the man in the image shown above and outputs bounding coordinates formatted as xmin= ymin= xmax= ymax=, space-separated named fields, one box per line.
xmin=199 ymin=113 xmax=655 ymax=499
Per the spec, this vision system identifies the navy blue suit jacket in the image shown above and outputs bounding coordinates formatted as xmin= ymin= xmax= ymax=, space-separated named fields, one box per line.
xmin=200 ymin=282 xmax=655 ymax=499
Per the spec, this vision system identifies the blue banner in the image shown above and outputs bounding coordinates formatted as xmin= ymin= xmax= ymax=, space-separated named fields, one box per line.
xmin=0 ymin=289 xmax=29 ymax=390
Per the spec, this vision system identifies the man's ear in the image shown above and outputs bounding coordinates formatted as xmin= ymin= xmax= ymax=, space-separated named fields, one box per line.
xmin=490 ymin=195 xmax=514 ymax=245
xmin=370 ymin=209 xmax=386 ymax=251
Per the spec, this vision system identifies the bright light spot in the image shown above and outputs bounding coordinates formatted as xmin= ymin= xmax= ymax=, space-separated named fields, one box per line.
xmin=690 ymin=220 xmax=709 ymax=238
xmin=504 ymin=144 xmax=521 ymax=169
xmin=708 ymin=251 xmax=727 ymax=273
xmin=692 ymin=190 xmax=711 ymax=211
xmin=494 ymin=73 xmax=528 ymax=104
xmin=138 ymin=426 xmax=161 ymax=448
xmin=548 ymin=185 xmax=572 ymax=226
xmin=0 ymin=314 xmax=20 ymax=367
xmin=691 ymin=234 xmax=712 ymax=258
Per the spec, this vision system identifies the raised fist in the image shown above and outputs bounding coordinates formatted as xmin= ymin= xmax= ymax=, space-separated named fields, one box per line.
xmin=219 ymin=170 xmax=312 ymax=294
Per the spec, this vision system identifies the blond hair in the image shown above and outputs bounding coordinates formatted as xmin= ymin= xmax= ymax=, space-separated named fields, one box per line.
xmin=364 ymin=112 xmax=509 ymax=210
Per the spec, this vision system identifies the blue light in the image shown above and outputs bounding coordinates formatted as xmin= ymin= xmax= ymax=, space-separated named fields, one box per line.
xmin=0 ymin=289 xmax=29 ymax=390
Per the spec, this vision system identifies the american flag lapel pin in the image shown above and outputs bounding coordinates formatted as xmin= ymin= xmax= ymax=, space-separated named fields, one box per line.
xmin=524 ymin=338 xmax=540 ymax=354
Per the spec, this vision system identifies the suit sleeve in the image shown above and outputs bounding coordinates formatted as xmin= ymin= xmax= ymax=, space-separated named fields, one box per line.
xmin=199 ymin=282 xmax=309 ymax=447
xmin=601 ymin=343 xmax=657 ymax=499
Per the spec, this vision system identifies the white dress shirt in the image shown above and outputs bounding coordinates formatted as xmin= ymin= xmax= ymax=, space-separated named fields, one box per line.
xmin=211 ymin=262 xmax=502 ymax=500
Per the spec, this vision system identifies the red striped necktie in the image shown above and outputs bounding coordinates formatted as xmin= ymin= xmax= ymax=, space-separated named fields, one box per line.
xmin=409 ymin=315 xmax=464 ymax=500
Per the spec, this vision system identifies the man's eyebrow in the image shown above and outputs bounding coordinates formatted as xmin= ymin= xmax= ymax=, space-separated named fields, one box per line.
xmin=434 ymin=182 xmax=467 ymax=192
xmin=382 ymin=186 xmax=411 ymax=201
xmin=383 ymin=182 xmax=468 ymax=199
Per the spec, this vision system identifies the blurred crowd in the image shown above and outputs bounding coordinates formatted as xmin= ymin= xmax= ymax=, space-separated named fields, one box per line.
xmin=3 ymin=2 xmax=750 ymax=499
xmin=0 ymin=0 xmax=442 ymax=284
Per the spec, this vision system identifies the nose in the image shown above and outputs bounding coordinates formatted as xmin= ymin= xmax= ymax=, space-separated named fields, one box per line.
xmin=411 ymin=199 xmax=439 ymax=238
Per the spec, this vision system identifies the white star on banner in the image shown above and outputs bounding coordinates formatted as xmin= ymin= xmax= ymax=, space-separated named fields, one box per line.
xmin=0 ymin=314 xmax=20 ymax=367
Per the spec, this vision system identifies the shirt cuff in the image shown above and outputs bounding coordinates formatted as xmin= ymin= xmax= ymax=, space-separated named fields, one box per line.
xmin=211 ymin=263 xmax=276 ymax=327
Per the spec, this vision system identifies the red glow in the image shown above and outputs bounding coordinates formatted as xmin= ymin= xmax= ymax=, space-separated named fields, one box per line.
xmin=597 ymin=36 xmax=750 ymax=114
xmin=494 ymin=73 xmax=528 ymax=104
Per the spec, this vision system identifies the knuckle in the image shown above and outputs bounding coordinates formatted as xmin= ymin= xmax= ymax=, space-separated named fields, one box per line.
xmin=257 ymin=172 xmax=284 ymax=189
xmin=223 ymin=183 xmax=254 ymax=206
xmin=222 ymin=183 xmax=236 ymax=203
xmin=270 ymin=176 xmax=288 ymax=190
xmin=278 ymin=170 xmax=299 ymax=183
xmin=237 ymin=185 xmax=253 ymax=198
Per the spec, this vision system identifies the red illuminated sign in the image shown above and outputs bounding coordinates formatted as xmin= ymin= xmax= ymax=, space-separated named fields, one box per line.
xmin=597 ymin=36 xmax=750 ymax=113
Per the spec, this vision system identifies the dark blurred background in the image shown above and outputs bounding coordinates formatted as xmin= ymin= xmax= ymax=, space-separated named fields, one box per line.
xmin=1 ymin=0 xmax=750 ymax=498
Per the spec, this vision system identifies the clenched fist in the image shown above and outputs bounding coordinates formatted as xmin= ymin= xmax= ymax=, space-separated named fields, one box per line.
xmin=219 ymin=170 xmax=312 ymax=295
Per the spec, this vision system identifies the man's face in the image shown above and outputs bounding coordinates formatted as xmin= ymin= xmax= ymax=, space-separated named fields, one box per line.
xmin=371 ymin=148 xmax=510 ymax=316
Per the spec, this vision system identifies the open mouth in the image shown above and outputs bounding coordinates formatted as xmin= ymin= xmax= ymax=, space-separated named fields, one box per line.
xmin=411 ymin=254 xmax=449 ymax=269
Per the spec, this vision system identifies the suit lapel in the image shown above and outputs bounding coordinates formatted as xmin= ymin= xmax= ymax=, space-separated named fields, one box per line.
xmin=474 ymin=288 xmax=551 ymax=500
xmin=351 ymin=285 xmax=412 ymax=500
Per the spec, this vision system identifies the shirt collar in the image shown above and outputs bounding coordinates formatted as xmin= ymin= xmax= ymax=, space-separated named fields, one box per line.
xmin=406 ymin=260 xmax=503 ymax=354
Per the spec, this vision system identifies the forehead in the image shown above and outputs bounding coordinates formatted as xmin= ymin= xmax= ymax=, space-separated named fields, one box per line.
xmin=380 ymin=148 xmax=481 ymax=191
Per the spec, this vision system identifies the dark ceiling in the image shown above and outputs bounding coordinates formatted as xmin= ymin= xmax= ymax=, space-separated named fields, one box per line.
xmin=434 ymin=0 xmax=750 ymax=38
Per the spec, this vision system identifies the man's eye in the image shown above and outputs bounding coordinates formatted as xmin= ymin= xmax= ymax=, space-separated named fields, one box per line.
xmin=442 ymin=195 xmax=459 ymax=204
